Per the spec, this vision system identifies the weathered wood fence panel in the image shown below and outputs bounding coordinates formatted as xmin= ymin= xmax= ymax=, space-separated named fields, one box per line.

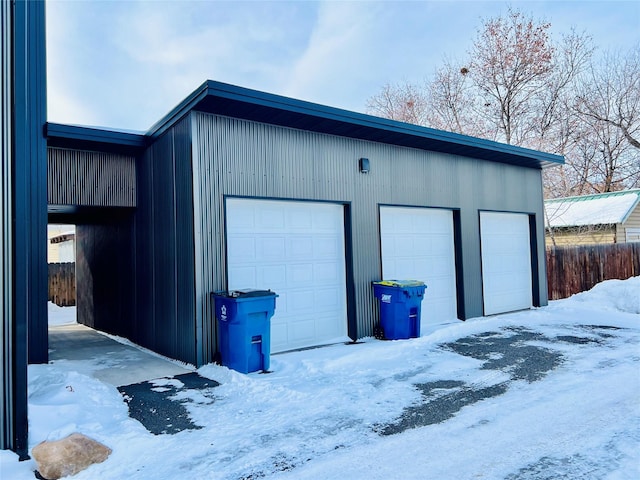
xmin=48 ymin=262 xmax=75 ymax=306
xmin=546 ymin=243 xmax=640 ymax=300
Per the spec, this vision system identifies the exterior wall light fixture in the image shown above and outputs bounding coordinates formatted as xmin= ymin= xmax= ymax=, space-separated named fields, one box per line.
xmin=359 ymin=157 xmax=370 ymax=174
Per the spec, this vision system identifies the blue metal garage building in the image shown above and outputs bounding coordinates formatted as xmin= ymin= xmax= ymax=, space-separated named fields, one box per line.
xmin=43 ymin=79 xmax=562 ymax=369
xmin=2 ymin=0 xmax=563 ymax=456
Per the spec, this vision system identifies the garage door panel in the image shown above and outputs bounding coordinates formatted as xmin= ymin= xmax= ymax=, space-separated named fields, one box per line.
xmin=271 ymin=323 xmax=288 ymax=347
xmin=259 ymin=265 xmax=287 ymax=288
xmin=314 ymin=236 xmax=339 ymax=257
xmin=394 ymin=258 xmax=417 ymax=275
xmin=432 ymin=256 xmax=454 ymax=276
xmin=228 ymin=237 xmax=256 ymax=261
xmin=431 ymin=234 xmax=452 ymax=252
xmin=228 ymin=266 xmax=257 ymax=290
xmin=288 ymin=237 xmax=314 ymax=258
xmin=313 ymin=210 xmax=340 ymax=230
xmin=227 ymin=199 xmax=348 ymax=353
xmin=412 ymin=258 xmax=430 ymax=274
xmin=226 ymin=208 xmax=255 ymax=230
xmin=381 ymin=235 xmax=400 ymax=256
xmin=315 ymin=313 xmax=345 ymax=338
xmin=287 ymin=289 xmax=316 ymax=312
xmin=314 ymin=262 xmax=341 ymax=282
xmin=257 ymin=207 xmax=285 ymax=229
xmin=313 ymin=287 xmax=342 ymax=311
xmin=413 ymin=236 xmax=432 ymax=252
xmin=288 ymin=263 xmax=314 ymax=284
xmin=258 ymin=236 xmax=286 ymax=258
xmin=288 ymin=210 xmax=313 ymax=229
xmin=380 ymin=206 xmax=458 ymax=331
xmin=480 ymin=212 xmax=532 ymax=315
xmin=288 ymin=319 xmax=316 ymax=343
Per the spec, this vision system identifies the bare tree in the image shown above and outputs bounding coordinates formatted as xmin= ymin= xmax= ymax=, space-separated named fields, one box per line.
xmin=427 ymin=59 xmax=482 ymax=136
xmin=467 ymin=8 xmax=555 ymax=145
xmin=366 ymin=81 xmax=429 ymax=125
xmin=561 ymin=45 xmax=640 ymax=193
xmin=575 ymin=45 xmax=640 ymax=150
xmin=365 ymin=8 xmax=640 ymax=198
xmin=532 ymin=30 xmax=593 ymax=151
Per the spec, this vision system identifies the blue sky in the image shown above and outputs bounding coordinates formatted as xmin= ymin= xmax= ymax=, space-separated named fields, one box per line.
xmin=46 ymin=0 xmax=640 ymax=132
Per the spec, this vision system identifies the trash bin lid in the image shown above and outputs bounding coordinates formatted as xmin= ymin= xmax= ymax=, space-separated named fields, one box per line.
xmin=213 ymin=289 xmax=276 ymax=298
xmin=373 ymin=280 xmax=425 ymax=288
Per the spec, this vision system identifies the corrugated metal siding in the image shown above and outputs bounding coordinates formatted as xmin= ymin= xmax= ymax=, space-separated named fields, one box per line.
xmin=192 ymin=112 xmax=547 ymax=362
xmin=76 ymin=221 xmax=135 ymax=337
xmin=135 ymin=116 xmax=197 ymax=365
xmin=48 ymin=147 xmax=136 ymax=207
xmin=1 ymin=0 xmax=14 ymax=451
xmin=2 ymin=0 xmax=47 ymax=455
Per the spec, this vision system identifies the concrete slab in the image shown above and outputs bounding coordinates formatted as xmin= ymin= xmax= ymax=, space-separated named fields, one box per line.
xmin=48 ymin=324 xmax=193 ymax=387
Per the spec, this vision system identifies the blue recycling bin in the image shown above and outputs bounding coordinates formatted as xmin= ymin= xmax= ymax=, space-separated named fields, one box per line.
xmin=212 ymin=290 xmax=277 ymax=373
xmin=372 ymin=280 xmax=427 ymax=340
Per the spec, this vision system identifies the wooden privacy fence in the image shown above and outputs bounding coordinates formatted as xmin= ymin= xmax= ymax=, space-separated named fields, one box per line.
xmin=48 ymin=262 xmax=75 ymax=306
xmin=546 ymin=243 xmax=640 ymax=300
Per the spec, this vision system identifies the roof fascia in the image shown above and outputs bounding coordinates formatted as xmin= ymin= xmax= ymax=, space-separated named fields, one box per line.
xmin=146 ymin=80 xmax=210 ymax=139
xmin=45 ymin=122 xmax=146 ymax=154
xmin=205 ymin=81 xmax=564 ymax=167
xmin=146 ymin=80 xmax=564 ymax=169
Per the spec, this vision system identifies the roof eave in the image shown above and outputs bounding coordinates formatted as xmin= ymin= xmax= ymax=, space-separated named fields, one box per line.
xmin=45 ymin=122 xmax=147 ymax=154
xmin=147 ymin=79 xmax=564 ymax=169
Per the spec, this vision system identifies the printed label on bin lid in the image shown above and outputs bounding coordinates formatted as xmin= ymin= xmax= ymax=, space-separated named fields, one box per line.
xmin=374 ymin=280 xmax=426 ymax=288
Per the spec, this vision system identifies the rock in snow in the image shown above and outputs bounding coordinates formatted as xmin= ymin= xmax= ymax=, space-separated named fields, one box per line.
xmin=32 ymin=433 xmax=111 ymax=480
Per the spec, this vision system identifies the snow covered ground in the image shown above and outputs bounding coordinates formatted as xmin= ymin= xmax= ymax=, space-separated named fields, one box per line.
xmin=2 ymin=277 xmax=639 ymax=479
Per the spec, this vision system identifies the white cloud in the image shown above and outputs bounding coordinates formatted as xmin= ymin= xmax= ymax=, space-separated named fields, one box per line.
xmin=45 ymin=0 xmax=640 ymax=131
xmin=283 ymin=1 xmax=383 ymax=110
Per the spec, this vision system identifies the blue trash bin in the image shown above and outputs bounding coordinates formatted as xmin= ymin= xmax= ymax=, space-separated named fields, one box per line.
xmin=212 ymin=290 xmax=277 ymax=373
xmin=372 ymin=280 xmax=427 ymax=340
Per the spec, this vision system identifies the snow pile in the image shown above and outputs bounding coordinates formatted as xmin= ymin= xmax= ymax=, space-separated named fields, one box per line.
xmin=47 ymin=302 xmax=76 ymax=326
xmin=1 ymin=277 xmax=638 ymax=479
xmin=563 ymin=276 xmax=640 ymax=314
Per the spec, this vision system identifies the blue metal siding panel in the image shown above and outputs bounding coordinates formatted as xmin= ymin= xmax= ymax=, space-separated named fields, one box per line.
xmin=2 ymin=0 xmax=47 ymax=455
xmin=134 ymin=145 xmax=156 ymax=349
xmin=47 ymin=147 xmax=136 ymax=208
xmin=172 ymin=117 xmax=196 ymax=364
xmin=134 ymin=116 xmax=197 ymax=365
xmin=152 ymin=132 xmax=178 ymax=357
xmin=191 ymin=113 xmax=548 ymax=354
xmin=76 ymin=220 xmax=135 ymax=338
xmin=15 ymin=0 xmax=48 ymax=367
xmin=0 ymin=0 xmax=14 ymax=452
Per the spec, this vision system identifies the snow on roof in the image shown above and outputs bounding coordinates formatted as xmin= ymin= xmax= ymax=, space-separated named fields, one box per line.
xmin=545 ymin=190 xmax=640 ymax=228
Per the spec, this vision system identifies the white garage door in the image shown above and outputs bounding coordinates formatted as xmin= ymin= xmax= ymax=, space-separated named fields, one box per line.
xmin=226 ymin=198 xmax=348 ymax=353
xmin=380 ymin=206 xmax=458 ymax=333
xmin=480 ymin=212 xmax=533 ymax=315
